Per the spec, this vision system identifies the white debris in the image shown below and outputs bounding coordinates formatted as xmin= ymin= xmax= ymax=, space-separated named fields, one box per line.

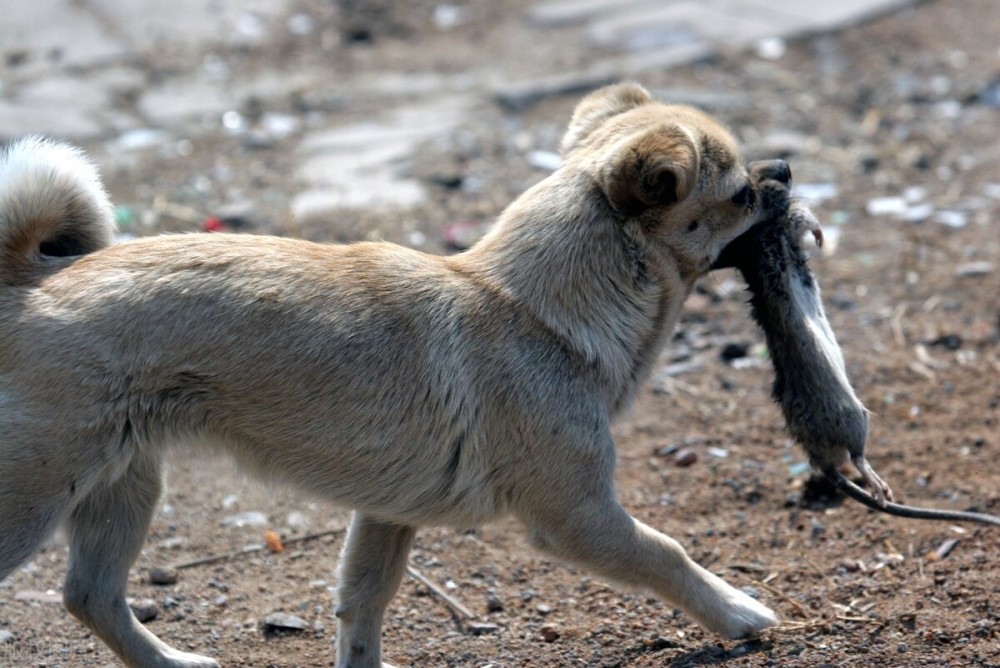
xmin=221 ymin=511 xmax=268 ymax=527
xmin=935 ymin=210 xmax=968 ymax=229
xmin=903 ymin=203 xmax=934 ymax=222
xmin=755 ymin=37 xmax=786 ymax=60
xmin=954 ymin=261 xmax=994 ymax=278
xmin=793 ymin=182 xmax=838 ymax=203
xmin=527 ymin=150 xmax=563 ymax=171
xmin=866 ymin=196 xmax=907 ymax=216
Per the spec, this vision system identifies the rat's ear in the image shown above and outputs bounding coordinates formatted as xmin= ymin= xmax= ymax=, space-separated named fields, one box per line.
xmin=598 ymin=124 xmax=700 ymax=217
xmin=560 ymin=83 xmax=653 ymax=155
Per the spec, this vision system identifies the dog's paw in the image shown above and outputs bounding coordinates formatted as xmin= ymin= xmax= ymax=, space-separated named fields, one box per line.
xmin=158 ymin=649 xmax=221 ymax=668
xmin=717 ymin=590 xmax=779 ymax=639
xmin=695 ymin=585 xmax=779 ymax=639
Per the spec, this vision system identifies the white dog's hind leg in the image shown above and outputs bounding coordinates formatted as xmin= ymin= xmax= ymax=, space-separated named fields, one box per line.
xmin=335 ymin=513 xmax=416 ymax=668
xmin=0 ymin=472 xmax=71 ymax=583
xmin=520 ymin=485 xmax=778 ymax=639
xmin=63 ymin=452 xmax=219 ymax=668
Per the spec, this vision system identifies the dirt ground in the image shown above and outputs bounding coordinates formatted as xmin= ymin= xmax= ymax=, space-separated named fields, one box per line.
xmin=2 ymin=0 xmax=999 ymax=666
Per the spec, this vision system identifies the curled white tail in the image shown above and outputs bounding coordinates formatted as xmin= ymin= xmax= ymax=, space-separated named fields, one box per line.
xmin=0 ymin=136 xmax=115 ymax=285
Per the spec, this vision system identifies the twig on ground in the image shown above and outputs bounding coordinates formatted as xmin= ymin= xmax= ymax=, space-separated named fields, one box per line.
xmin=768 ymin=619 xmax=824 ymax=634
xmin=835 ymin=614 xmax=879 ymax=624
xmin=406 ymin=565 xmax=476 ymax=625
xmin=928 ymin=537 xmax=960 ymax=561
xmin=728 ymin=562 xmax=769 ymax=575
xmin=172 ymin=528 xmax=344 ymax=570
xmin=754 ymin=579 xmax=811 ymax=620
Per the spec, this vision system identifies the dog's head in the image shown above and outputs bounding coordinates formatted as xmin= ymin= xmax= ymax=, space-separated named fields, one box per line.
xmin=562 ymin=83 xmax=791 ymax=278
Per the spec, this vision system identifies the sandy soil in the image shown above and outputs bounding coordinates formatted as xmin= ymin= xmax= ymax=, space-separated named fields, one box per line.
xmin=1 ymin=0 xmax=998 ymax=666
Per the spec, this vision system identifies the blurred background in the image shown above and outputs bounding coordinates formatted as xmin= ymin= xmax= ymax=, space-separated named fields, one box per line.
xmin=1 ymin=1 xmax=998 ymax=666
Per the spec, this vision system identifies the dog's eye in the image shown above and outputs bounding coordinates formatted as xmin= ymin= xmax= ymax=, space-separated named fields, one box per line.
xmin=730 ymin=184 xmax=755 ymax=208
xmin=687 ymin=220 xmax=699 ymax=232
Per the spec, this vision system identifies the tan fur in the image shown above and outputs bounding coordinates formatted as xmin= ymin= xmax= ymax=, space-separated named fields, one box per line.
xmin=0 ymin=85 xmax=787 ymax=668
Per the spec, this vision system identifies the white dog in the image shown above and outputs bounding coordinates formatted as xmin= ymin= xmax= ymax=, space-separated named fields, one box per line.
xmin=0 ymin=84 xmax=793 ymax=667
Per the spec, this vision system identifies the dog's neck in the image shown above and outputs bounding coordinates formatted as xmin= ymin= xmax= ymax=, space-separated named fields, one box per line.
xmin=456 ymin=172 xmax=689 ymax=415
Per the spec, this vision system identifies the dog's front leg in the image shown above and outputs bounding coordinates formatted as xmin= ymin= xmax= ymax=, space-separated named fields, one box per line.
xmin=516 ymin=446 xmax=778 ymax=639
xmin=335 ymin=513 xmax=416 ymax=668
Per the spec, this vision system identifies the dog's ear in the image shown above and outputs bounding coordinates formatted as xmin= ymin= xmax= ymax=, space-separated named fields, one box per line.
xmin=560 ymin=83 xmax=653 ymax=154
xmin=598 ymin=124 xmax=700 ymax=217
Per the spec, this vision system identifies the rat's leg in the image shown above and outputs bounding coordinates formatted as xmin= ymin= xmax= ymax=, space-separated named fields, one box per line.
xmin=851 ymin=455 xmax=894 ymax=506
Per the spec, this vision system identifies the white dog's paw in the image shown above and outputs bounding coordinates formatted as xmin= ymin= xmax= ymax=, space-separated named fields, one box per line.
xmin=688 ymin=581 xmax=778 ymax=640
xmin=710 ymin=588 xmax=779 ymax=639
xmin=159 ymin=649 xmax=221 ymax=668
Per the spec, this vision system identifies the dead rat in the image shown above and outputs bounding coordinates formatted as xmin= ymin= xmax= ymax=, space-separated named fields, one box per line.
xmin=713 ymin=169 xmax=1000 ymax=526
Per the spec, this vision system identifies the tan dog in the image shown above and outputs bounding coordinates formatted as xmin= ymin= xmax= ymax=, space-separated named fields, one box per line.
xmin=0 ymin=83 xmax=794 ymax=668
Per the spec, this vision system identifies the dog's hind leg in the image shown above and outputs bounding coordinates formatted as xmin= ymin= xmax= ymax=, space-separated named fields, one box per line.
xmin=0 ymin=473 xmax=72 ymax=583
xmin=0 ymin=421 xmax=93 ymax=582
xmin=335 ymin=513 xmax=416 ymax=668
xmin=63 ymin=452 xmax=219 ymax=668
xmin=516 ymin=446 xmax=778 ymax=639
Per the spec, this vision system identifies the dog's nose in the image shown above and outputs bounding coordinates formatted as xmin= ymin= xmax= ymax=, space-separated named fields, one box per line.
xmin=752 ymin=159 xmax=792 ymax=184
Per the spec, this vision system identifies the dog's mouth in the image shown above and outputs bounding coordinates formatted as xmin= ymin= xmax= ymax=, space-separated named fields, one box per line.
xmin=710 ymin=179 xmax=794 ymax=271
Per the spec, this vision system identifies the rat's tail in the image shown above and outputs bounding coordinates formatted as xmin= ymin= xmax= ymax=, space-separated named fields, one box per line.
xmin=823 ymin=467 xmax=1000 ymax=526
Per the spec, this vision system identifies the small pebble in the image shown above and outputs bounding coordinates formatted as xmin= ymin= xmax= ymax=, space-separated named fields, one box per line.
xmin=131 ymin=599 xmax=159 ymax=623
xmin=262 ymin=612 xmax=310 ymax=634
xmin=673 ymin=448 xmax=698 ymax=467
xmin=540 ymin=624 xmax=560 ymax=642
xmin=897 ymin=642 xmax=908 ymax=653
xmin=157 ymin=536 xmax=187 ymax=550
xmin=644 ymin=636 xmax=678 ymax=650
xmin=720 ymin=342 xmax=750 ymax=362
xmin=839 ymin=557 xmax=861 ymax=572
xmin=788 ymin=461 xmax=812 ymax=477
xmin=466 ymin=622 xmax=500 ymax=636
xmin=934 ymin=210 xmax=967 ymax=229
xmin=536 ymin=603 xmax=552 ymax=615
xmin=755 ymin=37 xmax=786 ymax=60
xmin=221 ymin=510 xmax=268 ymax=527
xmin=148 ymin=566 xmax=179 ymax=585
xmin=13 ymin=590 xmax=61 ymax=603
xmin=486 ymin=593 xmax=504 ymax=613
xmin=904 ymin=203 xmax=934 ymax=222
xmin=955 ymin=261 xmax=994 ymax=278
xmin=0 ymin=630 xmax=13 ymax=643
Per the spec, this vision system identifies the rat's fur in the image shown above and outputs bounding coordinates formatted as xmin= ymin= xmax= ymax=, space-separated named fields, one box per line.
xmin=714 ymin=187 xmax=1000 ymax=526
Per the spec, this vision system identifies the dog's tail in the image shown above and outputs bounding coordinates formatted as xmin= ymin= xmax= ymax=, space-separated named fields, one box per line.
xmin=0 ymin=136 xmax=115 ymax=285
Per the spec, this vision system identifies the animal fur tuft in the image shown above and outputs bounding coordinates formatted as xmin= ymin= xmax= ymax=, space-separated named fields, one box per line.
xmin=0 ymin=136 xmax=115 ymax=285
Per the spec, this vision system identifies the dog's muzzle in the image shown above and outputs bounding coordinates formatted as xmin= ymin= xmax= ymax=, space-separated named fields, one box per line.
xmin=711 ymin=162 xmax=795 ymax=271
